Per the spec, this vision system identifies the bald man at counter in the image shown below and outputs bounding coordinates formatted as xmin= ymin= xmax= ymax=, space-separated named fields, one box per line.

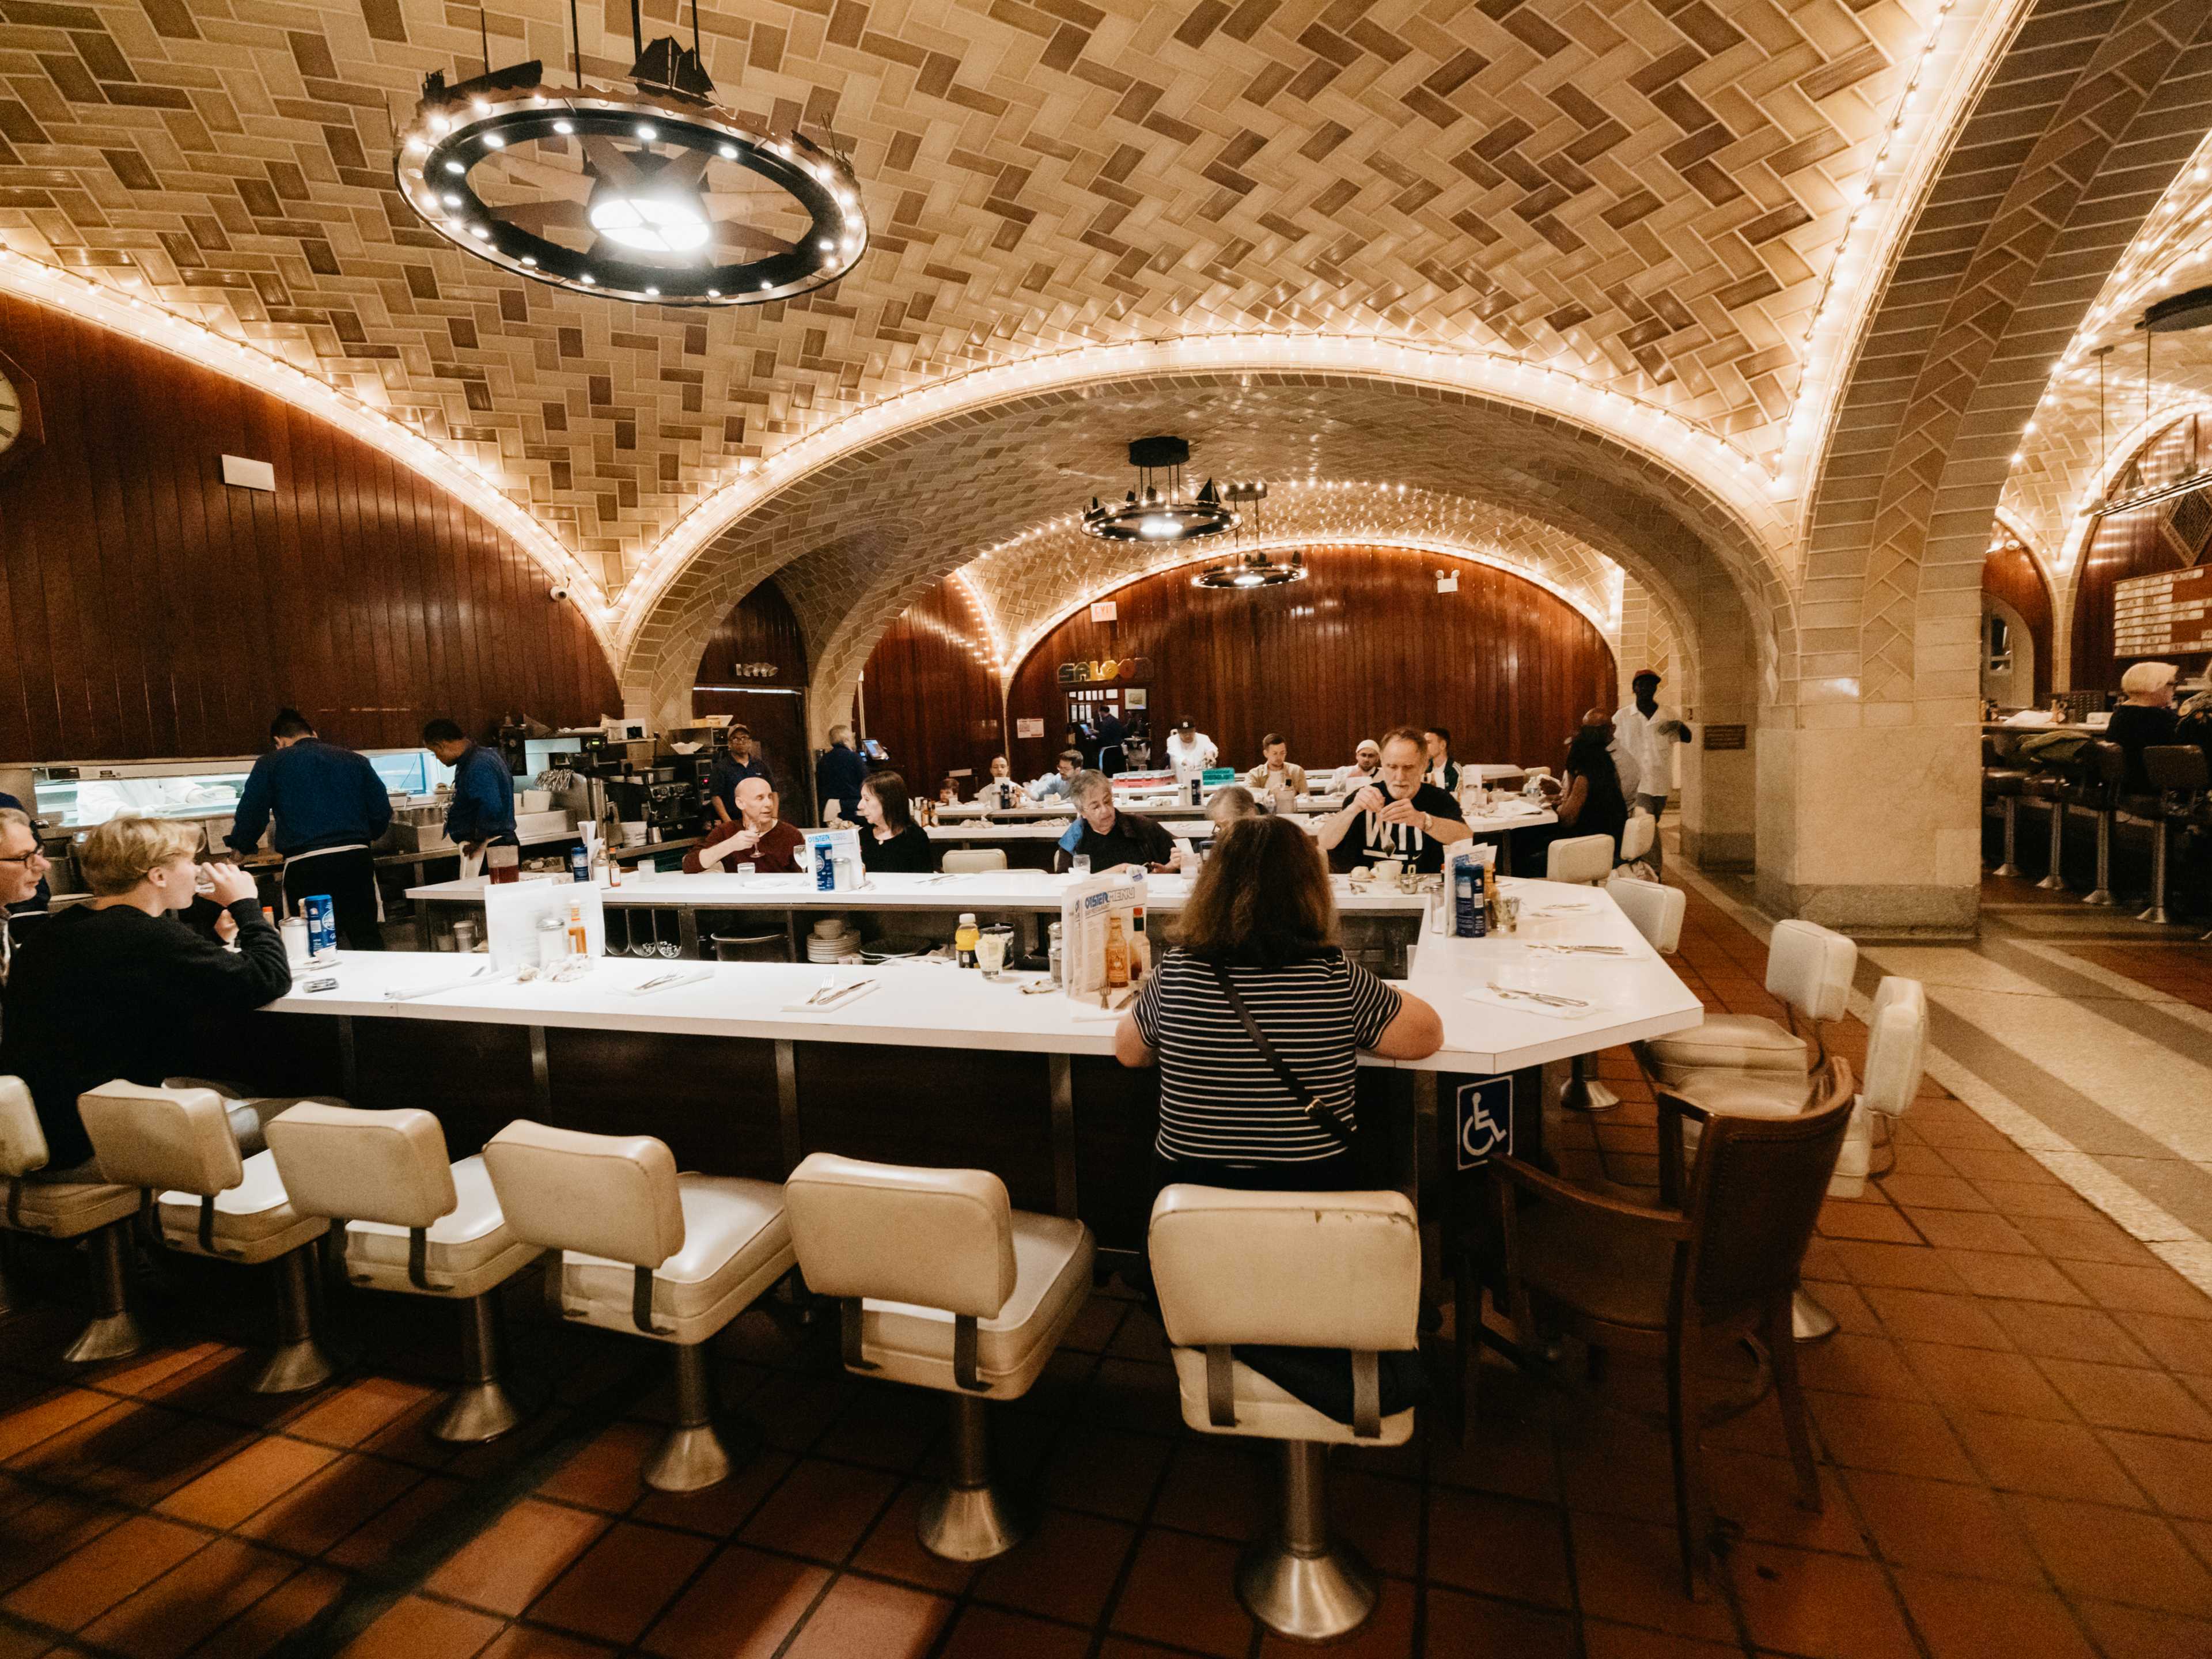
xmin=686 ymin=776 xmax=805 ymax=873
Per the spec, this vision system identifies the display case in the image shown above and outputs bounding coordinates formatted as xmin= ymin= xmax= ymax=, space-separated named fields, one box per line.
xmin=25 ymin=748 xmax=454 ymax=833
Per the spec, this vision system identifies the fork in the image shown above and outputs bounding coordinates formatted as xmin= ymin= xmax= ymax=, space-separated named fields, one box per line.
xmin=1486 ymin=982 xmax=1589 ymax=1009
xmin=804 ymin=975 xmax=837 ymax=1005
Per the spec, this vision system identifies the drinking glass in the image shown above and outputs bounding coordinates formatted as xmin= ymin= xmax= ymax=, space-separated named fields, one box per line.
xmin=977 ymin=929 xmax=1009 ymax=975
xmin=487 ymin=844 xmax=520 ymax=885
xmin=1071 ymin=854 xmax=1092 ymax=877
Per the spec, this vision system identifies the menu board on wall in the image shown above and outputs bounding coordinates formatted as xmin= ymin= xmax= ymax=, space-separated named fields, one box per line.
xmin=2112 ymin=564 xmax=2212 ymax=657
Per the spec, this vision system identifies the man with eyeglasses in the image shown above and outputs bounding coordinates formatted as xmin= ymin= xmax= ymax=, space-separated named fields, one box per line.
xmin=0 ymin=808 xmax=51 ymax=979
xmin=0 ymin=791 xmax=48 ymax=912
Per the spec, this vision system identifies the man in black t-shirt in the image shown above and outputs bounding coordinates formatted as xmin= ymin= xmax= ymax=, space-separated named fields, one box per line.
xmin=1053 ymin=770 xmax=1176 ymax=873
xmin=1317 ymin=727 xmax=1471 ymax=874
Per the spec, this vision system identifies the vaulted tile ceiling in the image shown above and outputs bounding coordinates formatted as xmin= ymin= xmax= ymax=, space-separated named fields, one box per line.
xmin=0 ymin=0 xmax=1931 ymax=599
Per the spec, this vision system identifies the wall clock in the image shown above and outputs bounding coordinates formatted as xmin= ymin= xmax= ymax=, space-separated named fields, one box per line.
xmin=0 ymin=347 xmax=43 ymax=476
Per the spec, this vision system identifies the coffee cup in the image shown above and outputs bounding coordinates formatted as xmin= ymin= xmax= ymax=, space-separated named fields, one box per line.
xmin=1374 ymin=858 xmax=1404 ymax=882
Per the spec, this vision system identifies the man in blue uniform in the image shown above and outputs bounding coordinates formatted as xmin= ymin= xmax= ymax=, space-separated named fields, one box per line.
xmin=226 ymin=709 xmax=393 ymax=949
xmin=707 ymin=725 xmax=773 ymax=822
xmin=422 ymin=718 xmax=517 ymax=865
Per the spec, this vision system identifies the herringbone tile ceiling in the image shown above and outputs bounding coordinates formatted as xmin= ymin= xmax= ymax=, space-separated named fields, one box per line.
xmin=0 ymin=0 xmax=1934 ymax=604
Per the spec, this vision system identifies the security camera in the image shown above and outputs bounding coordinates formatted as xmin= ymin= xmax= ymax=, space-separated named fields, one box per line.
xmin=548 ymin=584 xmax=570 ymax=603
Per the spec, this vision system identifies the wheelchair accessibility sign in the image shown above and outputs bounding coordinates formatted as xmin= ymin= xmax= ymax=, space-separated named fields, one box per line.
xmin=1455 ymin=1077 xmax=1513 ymax=1169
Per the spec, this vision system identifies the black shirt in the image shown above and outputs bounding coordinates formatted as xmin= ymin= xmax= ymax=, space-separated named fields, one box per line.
xmin=1328 ymin=783 xmax=1466 ymax=874
xmin=708 ymin=754 xmax=772 ymax=818
xmin=815 ymin=745 xmax=868 ymax=821
xmin=2107 ymin=703 xmax=2180 ymax=794
xmin=1 ymin=899 xmax=291 ymax=1169
xmin=859 ymin=824 xmax=935 ymax=873
xmin=1054 ymin=810 xmax=1176 ymax=873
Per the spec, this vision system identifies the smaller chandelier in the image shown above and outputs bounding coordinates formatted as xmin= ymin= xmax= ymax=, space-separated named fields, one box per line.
xmin=1083 ymin=437 xmax=1236 ymax=541
xmin=1193 ymin=550 xmax=1306 ymax=589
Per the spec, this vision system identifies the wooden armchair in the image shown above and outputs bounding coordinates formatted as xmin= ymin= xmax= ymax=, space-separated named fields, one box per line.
xmin=1493 ymin=1056 xmax=1855 ymax=1596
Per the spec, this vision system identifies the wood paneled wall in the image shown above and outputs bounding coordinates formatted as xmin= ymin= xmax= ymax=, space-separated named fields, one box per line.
xmin=0 ymin=294 xmax=619 ymax=760
xmin=2070 ymin=423 xmax=2212 ymax=689
xmin=693 ymin=577 xmax=807 ymax=688
xmin=1982 ymin=541 xmax=2054 ymax=705
xmin=855 ymin=579 xmax=1004 ymax=793
xmin=857 ymin=545 xmax=1617 ymax=789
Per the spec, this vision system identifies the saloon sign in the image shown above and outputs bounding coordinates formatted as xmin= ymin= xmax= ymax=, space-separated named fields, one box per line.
xmin=1056 ymin=656 xmax=1152 ymax=684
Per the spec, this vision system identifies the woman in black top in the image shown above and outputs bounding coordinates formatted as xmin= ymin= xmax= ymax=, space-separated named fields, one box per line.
xmin=2108 ymin=661 xmax=2180 ymax=794
xmin=1115 ymin=815 xmax=1442 ymax=1191
xmin=855 ymin=771 xmax=936 ymax=874
xmin=1518 ymin=723 xmax=1631 ymax=869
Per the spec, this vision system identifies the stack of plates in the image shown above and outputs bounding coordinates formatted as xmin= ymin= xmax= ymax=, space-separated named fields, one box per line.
xmin=808 ymin=923 xmax=859 ymax=963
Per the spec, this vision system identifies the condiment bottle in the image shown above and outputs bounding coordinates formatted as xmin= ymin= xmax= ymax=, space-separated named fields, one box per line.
xmin=1130 ymin=901 xmax=1149 ymax=982
xmin=537 ymin=911 xmax=566 ymax=969
xmin=955 ymin=912 xmax=979 ymax=968
xmin=1047 ymin=921 xmax=1063 ymax=985
xmin=566 ymin=899 xmax=588 ymax=956
xmin=1104 ymin=915 xmax=1130 ymax=988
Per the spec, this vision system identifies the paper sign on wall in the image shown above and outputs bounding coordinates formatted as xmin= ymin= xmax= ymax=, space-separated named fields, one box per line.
xmin=1017 ymin=717 xmax=1044 ymax=738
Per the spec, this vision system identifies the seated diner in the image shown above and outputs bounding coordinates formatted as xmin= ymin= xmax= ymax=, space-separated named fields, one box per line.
xmin=1316 ymin=727 xmax=1471 ymax=873
xmin=1053 ymin=768 xmax=1176 ymax=873
xmin=685 ymin=776 xmax=806 ymax=873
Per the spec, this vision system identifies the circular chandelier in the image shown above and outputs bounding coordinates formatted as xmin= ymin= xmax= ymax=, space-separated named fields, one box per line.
xmin=1082 ymin=436 xmax=1240 ymax=541
xmin=1193 ymin=550 xmax=1307 ymax=589
xmin=392 ymin=14 xmax=865 ymax=307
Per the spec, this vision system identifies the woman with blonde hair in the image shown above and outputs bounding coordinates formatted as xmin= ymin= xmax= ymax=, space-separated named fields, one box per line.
xmin=2110 ymin=661 xmax=2181 ymax=794
xmin=0 ymin=816 xmax=290 ymax=1177
xmin=1114 ymin=814 xmax=1441 ymax=1191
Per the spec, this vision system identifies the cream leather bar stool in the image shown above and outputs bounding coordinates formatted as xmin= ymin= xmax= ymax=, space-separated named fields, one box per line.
xmin=1149 ymin=1186 xmax=1421 ymax=1643
xmin=1658 ymin=977 xmax=1927 ymax=1342
xmin=266 ymin=1105 xmax=544 ymax=1442
xmin=1550 ymin=834 xmax=1633 ymax=1112
xmin=482 ymin=1121 xmax=793 ymax=1491
xmin=0 ymin=1080 xmax=149 ymax=1363
xmin=1546 ymin=834 xmax=1615 ymax=886
xmin=79 ymin=1082 xmax=342 ymax=1393
xmin=941 ymin=848 xmax=1009 ymax=873
xmin=1610 ymin=877 xmax=1686 ymax=956
xmin=1619 ymin=810 xmax=1656 ymax=866
xmin=784 ymin=1152 xmax=1092 ymax=1560
xmin=1640 ymin=919 xmax=1855 ymax=1091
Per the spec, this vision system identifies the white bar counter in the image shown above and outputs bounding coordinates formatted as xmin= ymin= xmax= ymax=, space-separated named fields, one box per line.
xmin=297 ymin=878 xmax=1695 ymax=1077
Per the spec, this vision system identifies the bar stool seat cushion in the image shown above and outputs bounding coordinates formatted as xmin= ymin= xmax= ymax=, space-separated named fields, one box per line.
xmin=559 ymin=1175 xmax=793 ymax=1344
xmin=853 ymin=1210 xmax=1093 ymax=1398
xmin=4 ymin=1178 xmax=140 ymax=1238
xmin=1167 ymin=1348 xmax=1415 ymax=1446
xmin=1655 ymin=1068 xmax=1876 ymax=1199
xmin=342 ymin=1156 xmax=541 ymax=1300
xmin=156 ymin=1151 xmax=327 ymax=1264
xmin=1643 ymin=1016 xmax=1806 ymax=1085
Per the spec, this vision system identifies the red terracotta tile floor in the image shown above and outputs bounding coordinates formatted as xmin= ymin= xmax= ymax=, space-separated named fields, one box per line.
xmin=6 ymin=873 xmax=2212 ymax=1656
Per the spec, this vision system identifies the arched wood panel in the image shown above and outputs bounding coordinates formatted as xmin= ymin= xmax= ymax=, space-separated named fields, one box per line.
xmin=1982 ymin=540 xmax=2054 ymax=706
xmin=2070 ymin=424 xmax=2212 ymax=688
xmin=993 ymin=545 xmax=1616 ymax=781
xmin=0 ymin=294 xmax=618 ymax=759
xmin=853 ymin=580 xmax=1005 ymax=793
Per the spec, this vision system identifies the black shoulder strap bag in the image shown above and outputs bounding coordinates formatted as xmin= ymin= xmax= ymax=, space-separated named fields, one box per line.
xmin=1199 ymin=960 xmax=1430 ymax=1433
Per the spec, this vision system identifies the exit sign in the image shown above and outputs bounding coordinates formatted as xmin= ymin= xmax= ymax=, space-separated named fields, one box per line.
xmin=1090 ymin=601 xmax=1118 ymax=623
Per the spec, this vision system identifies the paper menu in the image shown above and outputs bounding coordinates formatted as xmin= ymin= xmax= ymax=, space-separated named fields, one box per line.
xmin=1061 ymin=871 xmax=1141 ymax=1002
xmin=802 ymin=827 xmax=864 ymax=890
xmin=483 ymin=880 xmax=607 ymax=969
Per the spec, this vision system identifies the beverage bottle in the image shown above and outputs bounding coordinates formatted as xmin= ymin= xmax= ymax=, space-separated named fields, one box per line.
xmin=955 ymin=912 xmax=979 ymax=968
xmin=999 ymin=782 xmax=1011 ymax=809
xmin=1105 ymin=915 xmax=1130 ymax=988
xmin=1455 ymin=862 xmax=1480 ymax=937
xmin=569 ymin=844 xmax=590 ymax=882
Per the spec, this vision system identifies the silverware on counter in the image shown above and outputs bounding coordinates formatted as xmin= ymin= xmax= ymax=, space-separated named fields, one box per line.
xmin=1484 ymin=982 xmax=1590 ymax=1010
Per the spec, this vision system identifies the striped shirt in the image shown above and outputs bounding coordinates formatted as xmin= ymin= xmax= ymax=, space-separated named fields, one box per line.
xmin=1133 ymin=946 xmax=1403 ymax=1165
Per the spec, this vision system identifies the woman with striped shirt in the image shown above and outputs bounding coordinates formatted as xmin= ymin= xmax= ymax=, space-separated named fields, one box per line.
xmin=1114 ymin=815 xmax=1442 ymax=1191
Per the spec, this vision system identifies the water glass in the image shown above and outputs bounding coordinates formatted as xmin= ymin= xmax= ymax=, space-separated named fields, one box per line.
xmin=1071 ymin=854 xmax=1092 ymax=877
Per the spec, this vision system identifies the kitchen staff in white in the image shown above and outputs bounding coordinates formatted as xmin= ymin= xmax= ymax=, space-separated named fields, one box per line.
xmin=1612 ymin=669 xmax=1691 ymax=873
xmin=1164 ymin=719 xmax=1218 ymax=777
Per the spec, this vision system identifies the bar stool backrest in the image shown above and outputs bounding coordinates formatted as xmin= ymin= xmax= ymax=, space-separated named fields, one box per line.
xmin=482 ymin=1120 xmax=683 ymax=1269
xmin=0 ymin=1078 xmax=48 ymax=1178
xmin=2146 ymin=745 xmax=2209 ymax=796
xmin=78 ymin=1083 xmax=241 ymax=1196
xmin=941 ymin=849 xmax=1009 ymax=873
xmin=785 ymin=1152 xmax=1016 ymax=1319
xmin=2090 ymin=741 xmax=2127 ymax=793
xmin=1766 ymin=920 xmax=1855 ymax=1025
xmin=1610 ymin=878 xmax=1684 ymax=953
xmin=266 ymin=1105 xmax=457 ymax=1229
xmin=1148 ymin=1186 xmax=1419 ymax=1353
xmin=1619 ymin=811 xmax=1656 ymax=862
xmin=1862 ymin=978 xmax=1929 ymax=1120
xmin=1547 ymin=834 xmax=1615 ymax=885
